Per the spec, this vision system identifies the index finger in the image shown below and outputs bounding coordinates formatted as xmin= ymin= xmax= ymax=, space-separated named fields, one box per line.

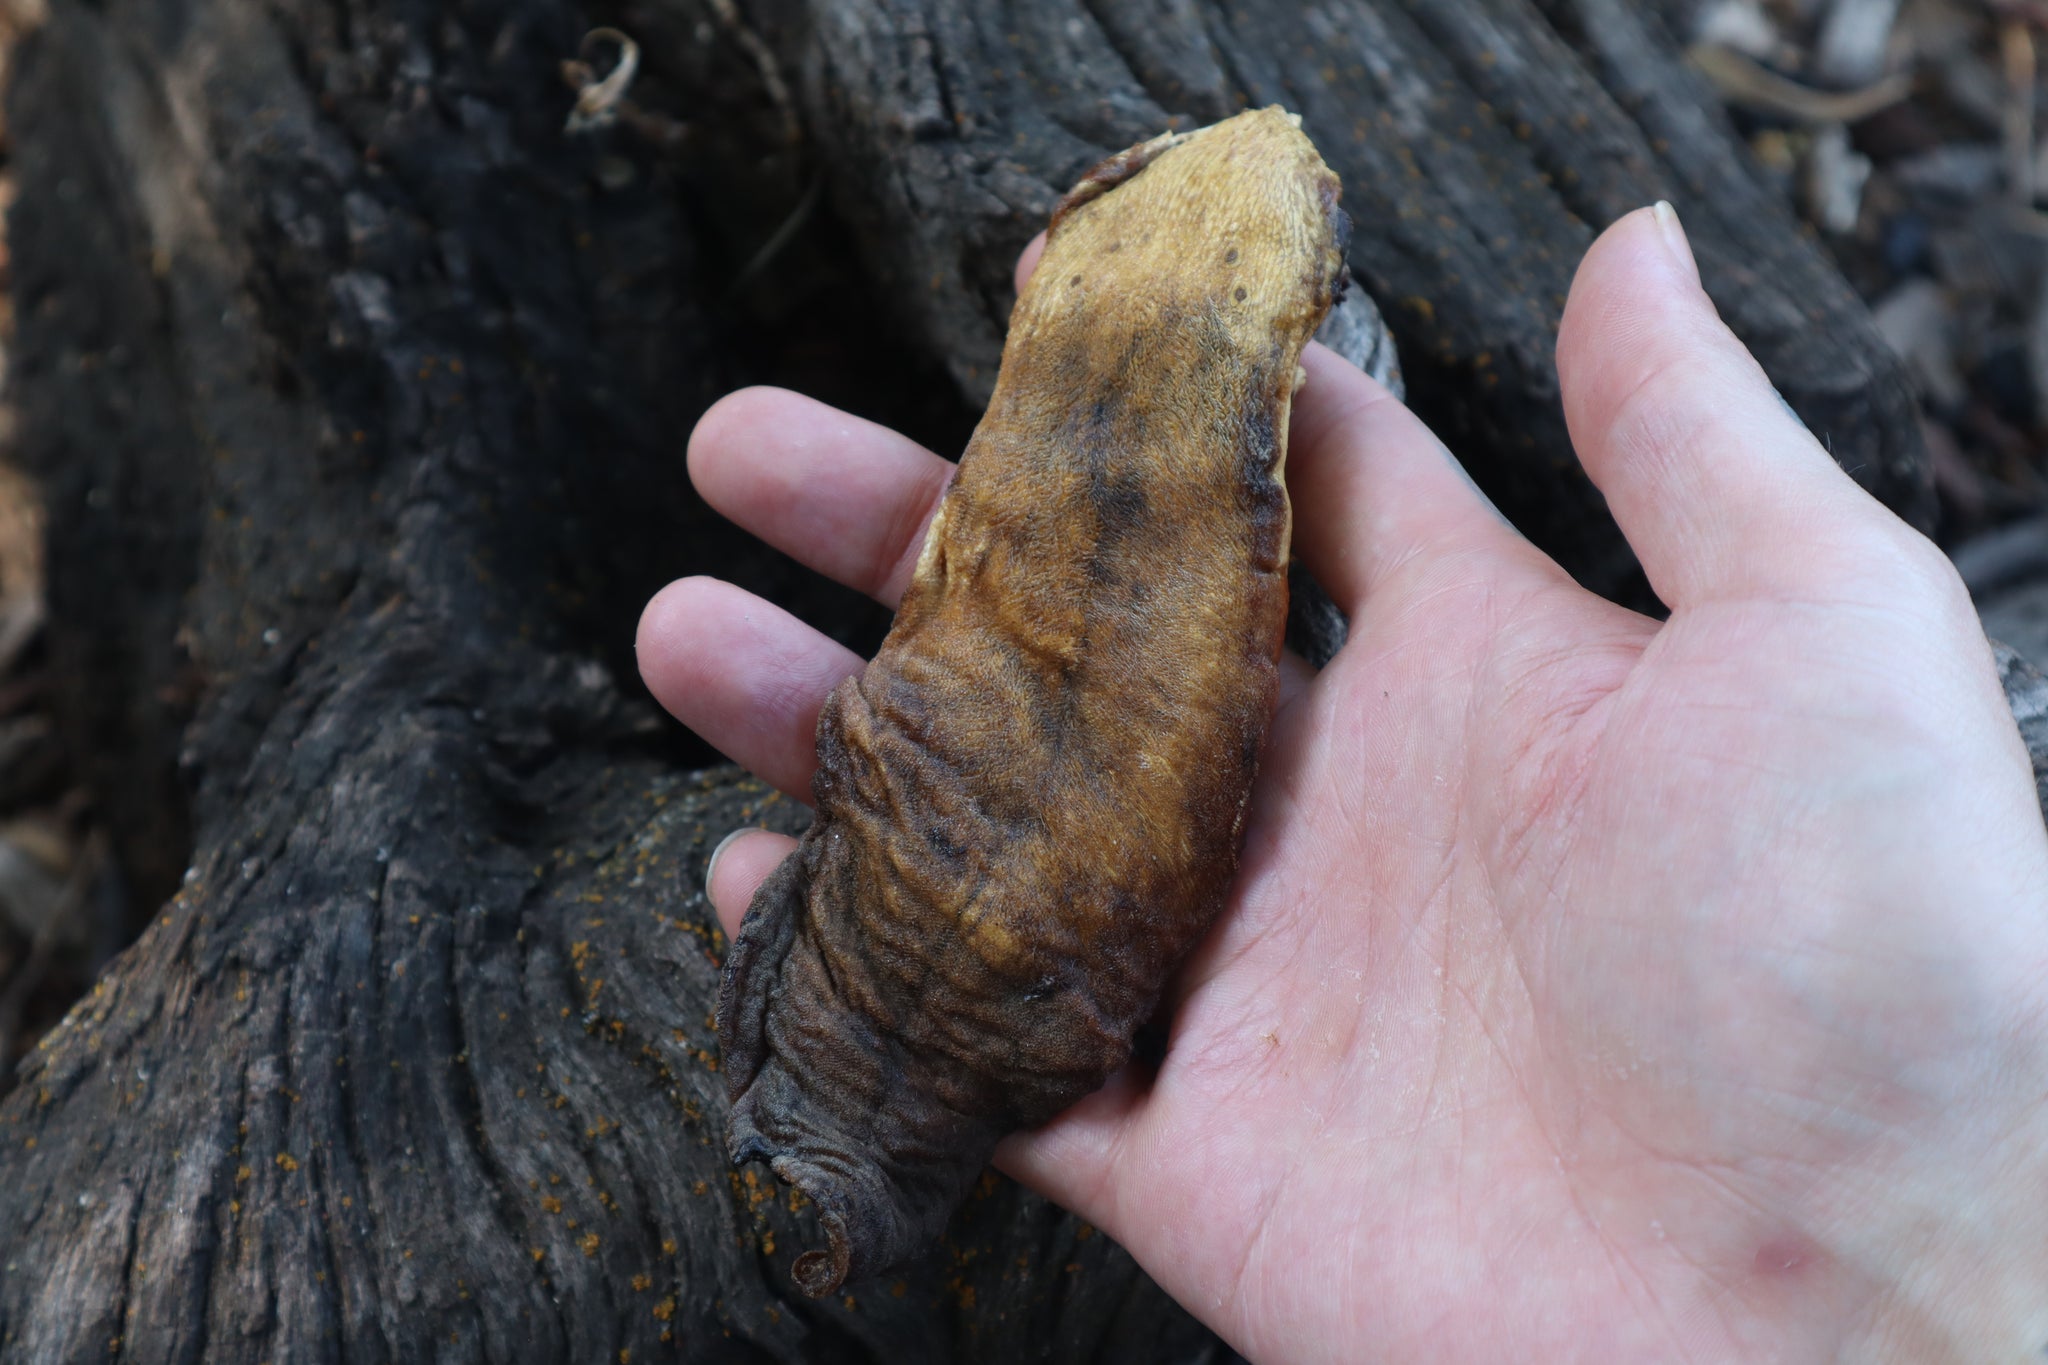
xmin=689 ymin=387 xmax=955 ymax=609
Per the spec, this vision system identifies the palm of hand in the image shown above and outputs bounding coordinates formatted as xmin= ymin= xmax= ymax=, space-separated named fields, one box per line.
xmin=1025 ymin=559 xmax=2020 ymax=1363
xmin=639 ymin=209 xmax=2048 ymax=1362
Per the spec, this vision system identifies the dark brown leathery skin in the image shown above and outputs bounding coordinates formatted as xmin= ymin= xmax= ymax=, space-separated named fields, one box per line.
xmin=716 ymin=106 xmax=1348 ymax=1297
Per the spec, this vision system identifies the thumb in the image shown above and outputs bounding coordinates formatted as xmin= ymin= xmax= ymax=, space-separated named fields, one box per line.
xmin=704 ymin=827 xmax=799 ymax=940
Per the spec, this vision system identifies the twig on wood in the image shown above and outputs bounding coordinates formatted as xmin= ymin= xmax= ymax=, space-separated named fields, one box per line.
xmin=1687 ymin=41 xmax=1913 ymax=122
xmin=727 ymin=168 xmax=825 ymax=298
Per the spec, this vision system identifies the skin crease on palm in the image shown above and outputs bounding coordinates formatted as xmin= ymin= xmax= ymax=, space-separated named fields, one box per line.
xmin=636 ymin=205 xmax=2048 ymax=1363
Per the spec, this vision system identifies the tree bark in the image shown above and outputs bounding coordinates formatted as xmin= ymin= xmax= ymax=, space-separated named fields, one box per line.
xmin=0 ymin=0 xmax=2008 ymax=1361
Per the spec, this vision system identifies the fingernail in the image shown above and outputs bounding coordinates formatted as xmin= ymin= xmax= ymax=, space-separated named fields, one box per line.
xmin=1652 ymin=201 xmax=1701 ymax=288
xmin=704 ymin=827 xmax=750 ymax=896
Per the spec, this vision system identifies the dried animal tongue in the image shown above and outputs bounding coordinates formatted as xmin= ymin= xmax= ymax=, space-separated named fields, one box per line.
xmin=715 ymin=105 xmax=1350 ymax=1296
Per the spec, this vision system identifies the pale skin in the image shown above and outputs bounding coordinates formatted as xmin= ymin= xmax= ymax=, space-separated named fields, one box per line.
xmin=637 ymin=206 xmax=2048 ymax=1362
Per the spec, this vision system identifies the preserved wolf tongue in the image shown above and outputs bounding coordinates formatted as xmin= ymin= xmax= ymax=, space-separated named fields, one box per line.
xmin=716 ymin=106 xmax=1350 ymax=1297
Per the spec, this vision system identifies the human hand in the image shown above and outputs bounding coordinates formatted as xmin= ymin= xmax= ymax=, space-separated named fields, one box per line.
xmin=637 ymin=205 xmax=2048 ymax=1363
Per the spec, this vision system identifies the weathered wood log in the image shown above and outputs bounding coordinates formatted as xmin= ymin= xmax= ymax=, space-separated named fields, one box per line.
xmin=709 ymin=0 xmax=1931 ymax=602
xmin=0 ymin=1 xmax=1219 ymax=1360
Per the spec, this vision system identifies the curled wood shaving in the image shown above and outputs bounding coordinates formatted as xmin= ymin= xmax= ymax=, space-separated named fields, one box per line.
xmin=564 ymin=28 xmax=640 ymax=134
